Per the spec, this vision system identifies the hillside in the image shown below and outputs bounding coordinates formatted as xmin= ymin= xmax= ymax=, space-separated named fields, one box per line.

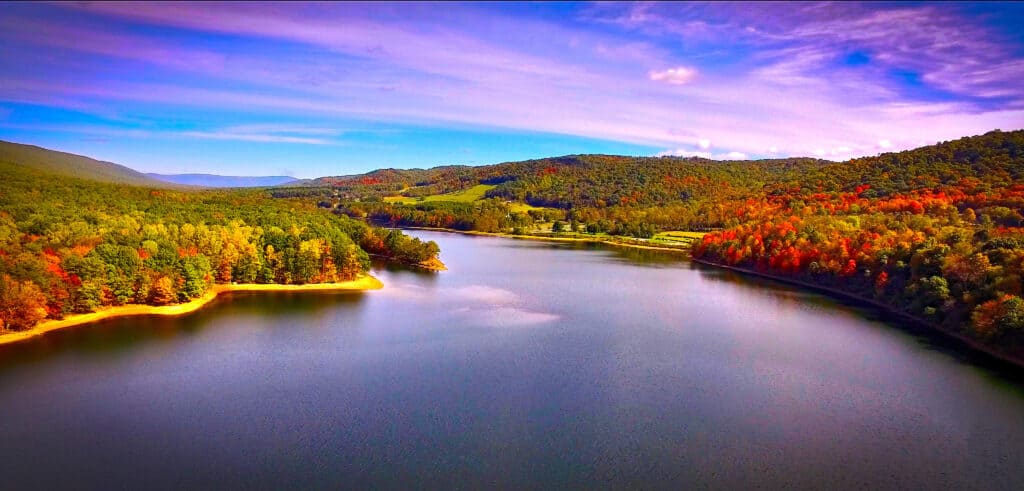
xmin=690 ymin=129 xmax=1024 ymax=360
xmin=279 ymin=153 xmax=833 ymax=235
xmin=0 ymin=140 xmax=168 ymax=187
xmin=146 ymin=173 xmax=301 ymax=188
xmin=0 ymin=144 xmax=441 ymax=333
xmin=306 ymin=156 xmax=830 ymax=206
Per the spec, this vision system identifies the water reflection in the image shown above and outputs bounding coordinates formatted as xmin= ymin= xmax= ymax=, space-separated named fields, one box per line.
xmin=0 ymin=291 xmax=371 ymax=372
xmin=692 ymin=262 xmax=1024 ymax=382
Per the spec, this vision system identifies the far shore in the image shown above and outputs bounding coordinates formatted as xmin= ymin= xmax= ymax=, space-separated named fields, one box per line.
xmin=398 ymin=226 xmax=697 ymax=254
xmin=0 ymin=275 xmax=383 ymax=347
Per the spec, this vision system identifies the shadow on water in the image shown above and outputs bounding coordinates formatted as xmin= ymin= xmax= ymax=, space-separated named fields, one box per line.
xmin=498 ymin=238 xmax=691 ymax=268
xmin=693 ymin=262 xmax=1024 ymax=385
xmin=370 ymin=258 xmax=441 ymax=279
xmin=0 ymin=290 xmax=371 ymax=373
xmin=602 ymin=244 xmax=690 ymax=267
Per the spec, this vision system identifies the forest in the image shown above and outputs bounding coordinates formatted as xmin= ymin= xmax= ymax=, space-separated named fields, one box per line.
xmin=694 ymin=130 xmax=1024 ymax=357
xmin=283 ymin=155 xmax=831 ymax=236
xmin=294 ymin=129 xmax=1024 ymax=359
xmin=0 ymin=152 xmax=440 ymax=331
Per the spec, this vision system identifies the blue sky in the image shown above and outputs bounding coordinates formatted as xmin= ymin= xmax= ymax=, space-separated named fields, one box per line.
xmin=1 ymin=1 xmax=1022 ymax=178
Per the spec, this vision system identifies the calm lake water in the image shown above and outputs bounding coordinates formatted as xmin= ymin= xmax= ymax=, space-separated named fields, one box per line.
xmin=1 ymin=231 xmax=1023 ymax=489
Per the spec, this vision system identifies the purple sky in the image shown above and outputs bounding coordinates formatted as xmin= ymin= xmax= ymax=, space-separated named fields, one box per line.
xmin=1 ymin=1 xmax=1022 ymax=177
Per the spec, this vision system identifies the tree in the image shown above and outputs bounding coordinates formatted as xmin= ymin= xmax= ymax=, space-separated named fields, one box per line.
xmin=71 ymin=281 xmax=104 ymax=313
xmin=0 ymin=275 xmax=48 ymax=331
xmin=150 ymin=276 xmax=177 ymax=305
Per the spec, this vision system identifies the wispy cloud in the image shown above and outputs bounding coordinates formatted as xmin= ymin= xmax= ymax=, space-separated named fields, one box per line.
xmin=0 ymin=121 xmax=336 ymax=145
xmin=179 ymin=131 xmax=332 ymax=145
xmin=0 ymin=1 xmax=1020 ymax=172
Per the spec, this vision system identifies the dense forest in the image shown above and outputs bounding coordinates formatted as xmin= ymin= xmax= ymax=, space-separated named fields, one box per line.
xmin=694 ymin=130 xmax=1024 ymax=357
xmin=290 ymin=129 xmax=1024 ymax=359
xmin=0 ymin=144 xmax=440 ymax=331
xmin=280 ymin=154 xmax=831 ymax=236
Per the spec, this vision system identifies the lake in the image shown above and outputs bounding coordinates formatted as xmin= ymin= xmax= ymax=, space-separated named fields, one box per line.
xmin=1 ymin=230 xmax=1022 ymax=489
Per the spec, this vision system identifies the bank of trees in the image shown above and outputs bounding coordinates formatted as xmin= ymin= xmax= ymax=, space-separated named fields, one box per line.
xmin=0 ymin=163 xmax=439 ymax=331
xmin=694 ymin=130 xmax=1024 ymax=355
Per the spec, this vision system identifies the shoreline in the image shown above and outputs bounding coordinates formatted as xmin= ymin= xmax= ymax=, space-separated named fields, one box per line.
xmin=398 ymin=226 xmax=696 ymax=254
xmin=691 ymin=257 xmax=1024 ymax=371
xmin=0 ymin=275 xmax=383 ymax=347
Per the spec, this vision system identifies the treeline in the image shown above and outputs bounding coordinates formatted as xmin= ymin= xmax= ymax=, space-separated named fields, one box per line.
xmin=318 ymin=155 xmax=827 ymax=237
xmin=341 ymin=200 xmax=534 ymax=233
xmin=340 ymin=199 xmax=686 ymax=238
xmin=694 ymin=130 xmax=1024 ymax=357
xmin=0 ymin=163 xmax=440 ymax=331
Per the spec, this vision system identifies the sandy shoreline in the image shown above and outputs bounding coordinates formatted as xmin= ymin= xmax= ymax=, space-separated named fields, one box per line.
xmin=0 ymin=275 xmax=383 ymax=347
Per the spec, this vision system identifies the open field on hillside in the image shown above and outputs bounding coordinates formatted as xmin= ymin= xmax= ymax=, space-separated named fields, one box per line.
xmin=385 ymin=184 xmax=496 ymax=204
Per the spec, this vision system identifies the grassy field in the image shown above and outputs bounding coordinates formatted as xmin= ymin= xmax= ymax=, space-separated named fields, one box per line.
xmin=383 ymin=184 xmax=556 ymax=213
xmin=383 ymin=195 xmax=418 ymax=204
xmin=384 ymin=184 xmax=496 ymax=204
xmin=507 ymin=201 xmax=545 ymax=213
xmin=650 ymin=231 xmax=707 ymax=245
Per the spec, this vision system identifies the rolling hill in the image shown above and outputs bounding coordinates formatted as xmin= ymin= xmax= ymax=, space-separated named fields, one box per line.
xmin=0 ymin=140 xmax=167 ymax=187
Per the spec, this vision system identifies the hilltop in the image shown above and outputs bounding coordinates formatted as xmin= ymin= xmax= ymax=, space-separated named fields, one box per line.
xmin=0 ymin=140 xmax=167 ymax=187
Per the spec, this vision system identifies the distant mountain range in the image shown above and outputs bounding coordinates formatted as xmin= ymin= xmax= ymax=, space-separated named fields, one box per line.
xmin=146 ymin=173 xmax=301 ymax=188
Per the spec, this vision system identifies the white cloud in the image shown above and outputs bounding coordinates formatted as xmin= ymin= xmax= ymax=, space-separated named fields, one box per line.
xmin=768 ymin=146 xmax=778 ymax=153
xmin=649 ymin=66 xmax=698 ymax=85
xmin=813 ymin=148 xmax=826 ymax=156
xmin=656 ymin=149 xmax=748 ymax=160
xmin=878 ymin=139 xmax=892 ymax=148
xmin=697 ymin=138 xmax=711 ymax=149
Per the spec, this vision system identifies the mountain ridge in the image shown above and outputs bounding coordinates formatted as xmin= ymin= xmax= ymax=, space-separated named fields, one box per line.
xmin=0 ymin=140 xmax=168 ymax=187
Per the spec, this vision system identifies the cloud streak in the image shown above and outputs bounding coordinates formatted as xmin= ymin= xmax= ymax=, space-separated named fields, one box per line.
xmin=0 ymin=1 xmax=1020 ymax=172
xmin=179 ymin=131 xmax=332 ymax=145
